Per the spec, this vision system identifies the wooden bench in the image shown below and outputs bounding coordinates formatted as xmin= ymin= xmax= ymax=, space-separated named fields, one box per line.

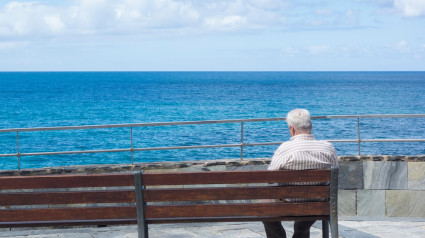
xmin=0 ymin=167 xmax=338 ymax=238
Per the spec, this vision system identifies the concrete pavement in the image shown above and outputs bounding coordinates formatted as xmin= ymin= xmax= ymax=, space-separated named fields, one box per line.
xmin=1 ymin=217 xmax=425 ymax=238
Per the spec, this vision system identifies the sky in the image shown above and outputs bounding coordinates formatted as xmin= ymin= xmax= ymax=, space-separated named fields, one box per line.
xmin=0 ymin=0 xmax=424 ymax=71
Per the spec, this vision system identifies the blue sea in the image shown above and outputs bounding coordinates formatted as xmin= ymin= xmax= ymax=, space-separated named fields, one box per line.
xmin=0 ymin=72 xmax=424 ymax=170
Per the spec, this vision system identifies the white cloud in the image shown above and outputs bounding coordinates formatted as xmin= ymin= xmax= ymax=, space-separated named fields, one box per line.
xmin=280 ymin=42 xmax=425 ymax=60
xmin=339 ymin=45 xmax=373 ymax=58
xmin=356 ymin=0 xmax=394 ymax=7
xmin=295 ymin=7 xmax=362 ymax=31
xmin=393 ymin=40 xmax=411 ymax=53
xmin=393 ymin=0 xmax=425 ymax=17
xmin=44 ymin=15 xmax=65 ymax=32
xmin=0 ymin=0 xmax=290 ymax=38
xmin=280 ymin=45 xmax=338 ymax=57
xmin=0 ymin=1 xmax=80 ymax=36
xmin=281 ymin=47 xmax=299 ymax=57
xmin=308 ymin=45 xmax=331 ymax=55
xmin=204 ymin=15 xmax=247 ymax=30
xmin=113 ymin=0 xmax=200 ymax=29
xmin=345 ymin=10 xmax=359 ymax=24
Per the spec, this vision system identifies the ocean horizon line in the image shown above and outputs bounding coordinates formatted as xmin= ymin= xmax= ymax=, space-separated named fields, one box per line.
xmin=1 ymin=70 xmax=425 ymax=73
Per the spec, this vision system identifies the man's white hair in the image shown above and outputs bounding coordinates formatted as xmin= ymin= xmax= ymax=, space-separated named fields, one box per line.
xmin=286 ymin=108 xmax=312 ymax=133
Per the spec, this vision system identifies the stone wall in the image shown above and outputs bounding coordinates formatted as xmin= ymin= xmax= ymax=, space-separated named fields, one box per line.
xmin=1 ymin=155 xmax=424 ymax=217
xmin=338 ymin=156 xmax=425 ymax=218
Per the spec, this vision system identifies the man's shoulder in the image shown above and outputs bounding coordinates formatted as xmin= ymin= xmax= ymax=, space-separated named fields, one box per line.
xmin=317 ymin=139 xmax=336 ymax=148
xmin=286 ymin=137 xmax=332 ymax=146
xmin=275 ymin=140 xmax=293 ymax=151
xmin=276 ymin=136 xmax=336 ymax=152
xmin=316 ymin=139 xmax=335 ymax=146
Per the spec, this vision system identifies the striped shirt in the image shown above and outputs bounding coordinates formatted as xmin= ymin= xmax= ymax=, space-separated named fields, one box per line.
xmin=268 ymin=134 xmax=337 ymax=171
xmin=268 ymin=134 xmax=338 ymax=202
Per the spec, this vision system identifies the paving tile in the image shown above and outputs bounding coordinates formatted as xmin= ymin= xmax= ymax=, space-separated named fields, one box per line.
xmin=226 ymin=164 xmax=269 ymax=171
xmin=339 ymin=220 xmax=425 ymax=238
xmin=66 ymin=234 xmax=95 ymax=238
xmin=213 ymin=228 xmax=263 ymax=237
xmin=150 ymin=228 xmax=197 ymax=238
xmin=182 ymin=165 xmax=226 ymax=172
xmin=31 ymin=235 xmax=63 ymax=238
xmin=89 ymin=231 xmax=133 ymax=238
xmin=2 ymin=219 xmax=425 ymax=238
xmin=143 ymin=168 xmax=182 ymax=173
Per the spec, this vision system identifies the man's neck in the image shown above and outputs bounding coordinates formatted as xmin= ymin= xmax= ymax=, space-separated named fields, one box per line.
xmin=291 ymin=131 xmax=311 ymax=136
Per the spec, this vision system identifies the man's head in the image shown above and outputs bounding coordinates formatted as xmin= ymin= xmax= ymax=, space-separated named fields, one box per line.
xmin=286 ymin=108 xmax=312 ymax=136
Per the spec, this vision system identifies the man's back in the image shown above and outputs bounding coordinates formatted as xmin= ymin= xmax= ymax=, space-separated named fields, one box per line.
xmin=268 ymin=134 xmax=337 ymax=171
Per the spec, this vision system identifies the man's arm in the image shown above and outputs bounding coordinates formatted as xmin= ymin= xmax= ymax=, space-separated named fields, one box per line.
xmin=329 ymin=144 xmax=338 ymax=166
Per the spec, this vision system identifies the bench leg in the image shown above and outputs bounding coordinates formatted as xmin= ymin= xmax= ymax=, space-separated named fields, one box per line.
xmin=329 ymin=166 xmax=339 ymax=238
xmin=137 ymin=222 xmax=148 ymax=238
xmin=322 ymin=220 xmax=329 ymax=238
xmin=330 ymin=216 xmax=338 ymax=238
xmin=135 ymin=170 xmax=148 ymax=238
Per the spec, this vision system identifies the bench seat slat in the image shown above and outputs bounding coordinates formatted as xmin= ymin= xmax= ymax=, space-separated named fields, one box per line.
xmin=143 ymin=170 xmax=330 ymax=186
xmin=145 ymin=202 xmax=330 ymax=219
xmin=0 ymin=190 xmax=135 ymax=206
xmin=147 ymin=215 xmax=330 ymax=224
xmin=0 ymin=219 xmax=137 ymax=228
xmin=0 ymin=206 xmax=136 ymax=222
xmin=144 ymin=186 xmax=329 ymax=202
xmin=0 ymin=174 xmax=134 ymax=190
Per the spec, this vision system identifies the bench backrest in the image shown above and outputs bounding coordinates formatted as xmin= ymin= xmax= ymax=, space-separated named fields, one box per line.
xmin=0 ymin=173 xmax=136 ymax=228
xmin=137 ymin=167 xmax=338 ymax=225
xmin=0 ymin=167 xmax=338 ymax=234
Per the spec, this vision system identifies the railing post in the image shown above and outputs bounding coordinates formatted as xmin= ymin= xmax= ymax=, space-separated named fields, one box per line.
xmin=17 ymin=131 xmax=20 ymax=171
xmin=241 ymin=122 xmax=244 ymax=160
xmin=131 ymin=126 xmax=134 ymax=165
xmin=357 ymin=118 xmax=361 ymax=156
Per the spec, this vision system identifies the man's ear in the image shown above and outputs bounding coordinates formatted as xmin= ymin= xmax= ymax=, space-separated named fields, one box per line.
xmin=289 ymin=126 xmax=295 ymax=136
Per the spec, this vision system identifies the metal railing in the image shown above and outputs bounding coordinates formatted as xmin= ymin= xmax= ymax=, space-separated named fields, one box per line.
xmin=1 ymin=114 xmax=424 ymax=171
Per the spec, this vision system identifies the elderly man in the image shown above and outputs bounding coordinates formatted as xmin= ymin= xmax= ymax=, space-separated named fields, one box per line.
xmin=263 ymin=108 xmax=338 ymax=238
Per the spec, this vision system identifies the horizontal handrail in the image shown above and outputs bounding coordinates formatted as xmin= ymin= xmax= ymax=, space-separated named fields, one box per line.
xmin=0 ymin=114 xmax=424 ymax=170
xmin=1 ymin=114 xmax=424 ymax=133
xmin=1 ymin=139 xmax=424 ymax=158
